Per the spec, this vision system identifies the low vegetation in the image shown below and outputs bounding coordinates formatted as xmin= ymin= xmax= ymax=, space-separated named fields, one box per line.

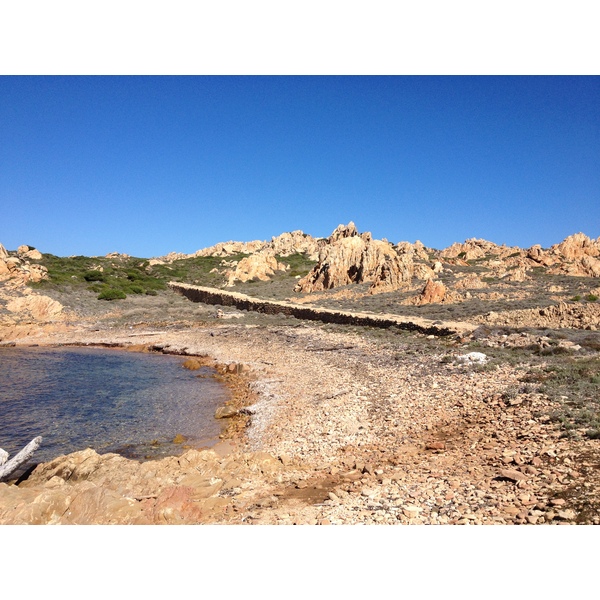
xmin=29 ymin=253 xmax=251 ymax=300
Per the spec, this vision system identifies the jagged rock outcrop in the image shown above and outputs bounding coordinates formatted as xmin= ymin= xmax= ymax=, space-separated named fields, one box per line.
xmin=526 ymin=244 xmax=556 ymax=267
xmin=0 ymin=243 xmax=48 ymax=284
xmin=552 ymin=232 xmax=600 ymax=260
xmin=440 ymin=238 xmax=522 ymax=262
xmin=413 ymin=263 xmax=437 ymax=281
xmin=269 ymin=230 xmax=321 ymax=260
xmin=526 ymin=233 xmax=600 ymax=274
xmin=294 ymin=223 xmax=413 ymax=294
xmin=224 ymin=250 xmax=289 ymax=286
xmin=395 ymin=240 xmax=431 ymax=261
xmin=195 ymin=239 xmax=266 ymax=258
xmin=155 ymin=230 xmax=321 ymax=264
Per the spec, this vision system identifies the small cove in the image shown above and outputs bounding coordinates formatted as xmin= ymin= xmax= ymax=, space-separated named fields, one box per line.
xmin=0 ymin=346 xmax=229 ymax=474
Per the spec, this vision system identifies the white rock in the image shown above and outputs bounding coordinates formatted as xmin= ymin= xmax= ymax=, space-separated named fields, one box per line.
xmin=456 ymin=352 xmax=489 ymax=365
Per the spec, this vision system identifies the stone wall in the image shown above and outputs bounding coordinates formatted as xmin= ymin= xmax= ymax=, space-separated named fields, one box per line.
xmin=168 ymin=282 xmax=475 ymax=337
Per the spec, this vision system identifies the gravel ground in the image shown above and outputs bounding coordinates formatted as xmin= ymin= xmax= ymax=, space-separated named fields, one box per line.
xmin=16 ymin=305 xmax=600 ymax=526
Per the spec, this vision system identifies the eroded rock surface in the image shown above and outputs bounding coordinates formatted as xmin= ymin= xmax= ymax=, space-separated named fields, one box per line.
xmin=224 ymin=250 xmax=289 ymax=286
xmin=295 ymin=222 xmax=413 ymax=294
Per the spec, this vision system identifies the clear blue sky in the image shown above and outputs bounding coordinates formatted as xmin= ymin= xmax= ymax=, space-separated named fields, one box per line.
xmin=1 ymin=76 xmax=598 ymax=257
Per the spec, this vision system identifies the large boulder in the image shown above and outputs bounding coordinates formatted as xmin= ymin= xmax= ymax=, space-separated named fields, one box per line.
xmin=295 ymin=222 xmax=413 ymax=293
xmin=224 ymin=250 xmax=289 ymax=286
xmin=416 ymin=279 xmax=448 ymax=305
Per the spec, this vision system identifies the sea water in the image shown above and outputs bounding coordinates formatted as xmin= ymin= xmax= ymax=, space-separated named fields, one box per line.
xmin=0 ymin=346 xmax=229 ymax=473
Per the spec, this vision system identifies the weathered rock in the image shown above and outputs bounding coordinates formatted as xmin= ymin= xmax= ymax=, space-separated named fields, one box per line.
xmin=498 ymin=469 xmax=528 ymax=482
xmin=6 ymin=295 xmax=63 ymax=320
xmin=224 ymin=250 xmax=288 ymax=286
xmin=456 ymin=352 xmax=488 ymax=365
xmin=0 ymin=445 xmax=284 ymax=524
xmin=215 ymin=405 xmax=238 ymax=419
xmin=454 ymin=274 xmax=488 ymax=290
xmin=552 ymin=232 xmax=599 ymax=261
xmin=416 ymin=279 xmax=448 ymax=305
xmin=295 ymin=222 xmax=413 ymax=293
xmin=23 ymin=248 xmax=43 ymax=260
xmin=270 ymin=230 xmax=321 ymax=260
xmin=413 ymin=263 xmax=437 ymax=280
xmin=474 ymin=301 xmax=600 ymax=330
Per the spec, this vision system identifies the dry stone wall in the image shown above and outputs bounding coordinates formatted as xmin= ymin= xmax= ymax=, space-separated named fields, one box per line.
xmin=168 ymin=282 xmax=475 ymax=336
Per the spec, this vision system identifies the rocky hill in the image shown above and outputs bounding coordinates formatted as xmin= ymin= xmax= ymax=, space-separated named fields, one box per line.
xmin=1 ymin=228 xmax=600 ymax=527
xmin=2 ymin=226 xmax=600 ymax=334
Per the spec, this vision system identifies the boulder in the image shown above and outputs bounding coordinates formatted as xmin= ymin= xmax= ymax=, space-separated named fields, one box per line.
xmin=456 ymin=352 xmax=489 ymax=365
xmin=23 ymin=248 xmax=43 ymax=260
xmin=0 ymin=446 xmax=282 ymax=524
xmin=224 ymin=249 xmax=289 ymax=286
xmin=416 ymin=279 xmax=448 ymax=305
xmin=295 ymin=222 xmax=413 ymax=293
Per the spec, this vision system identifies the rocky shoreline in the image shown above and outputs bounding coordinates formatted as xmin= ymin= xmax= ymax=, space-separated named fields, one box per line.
xmin=1 ymin=317 xmax=599 ymax=525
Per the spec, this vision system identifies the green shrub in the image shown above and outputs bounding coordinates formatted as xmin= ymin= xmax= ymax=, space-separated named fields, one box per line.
xmin=571 ymin=295 xmax=581 ymax=302
xmin=585 ymin=294 xmax=598 ymax=302
xmin=98 ymin=288 xmax=127 ymax=301
xmin=83 ymin=270 xmax=105 ymax=282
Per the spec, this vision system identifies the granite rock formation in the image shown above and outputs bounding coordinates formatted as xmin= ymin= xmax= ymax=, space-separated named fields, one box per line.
xmin=224 ymin=250 xmax=289 ymax=286
xmin=294 ymin=222 xmax=413 ymax=294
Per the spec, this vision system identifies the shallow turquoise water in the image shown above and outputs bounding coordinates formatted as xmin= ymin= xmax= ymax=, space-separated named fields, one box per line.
xmin=0 ymin=346 xmax=229 ymax=473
